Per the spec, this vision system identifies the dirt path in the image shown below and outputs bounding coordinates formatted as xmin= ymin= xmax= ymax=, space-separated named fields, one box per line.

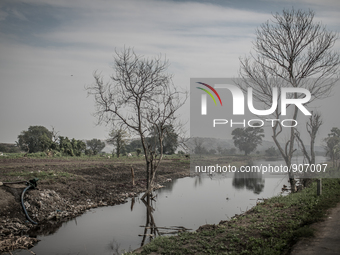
xmin=290 ymin=202 xmax=340 ymax=255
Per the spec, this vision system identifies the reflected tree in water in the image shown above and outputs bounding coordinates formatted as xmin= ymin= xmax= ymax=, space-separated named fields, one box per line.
xmin=130 ymin=197 xmax=135 ymax=211
xmin=194 ymin=174 xmax=203 ymax=188
xmin=232 ymin=172 xmax=265 ymax=194
xmin=107 ymin=238 xmax=133 ymax=255
xmin=138 ymin=193 xmax=191 ymax=248
xmin=106 ymin=238 xmax=122 ymax=255
xmin=140 ymin=194 xmax=160 ymax=246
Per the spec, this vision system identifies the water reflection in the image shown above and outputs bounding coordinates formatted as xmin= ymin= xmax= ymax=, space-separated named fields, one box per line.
xmin=130 ymin=197 xmax=135 ymax=211
xmin=27 ymin=220 xmax=64 ymax=237
xmin=156 ymin=179 xmax=178 ymax=194
xmin=232 ymin=172 xmax=265 ymax=194
xmin=140 ymin=195 xmax=159 ymax=246
xmin=106 ymin=239 xmax=123 ymax=255
xmin=194 ymin=174 xmax=203 ymax=187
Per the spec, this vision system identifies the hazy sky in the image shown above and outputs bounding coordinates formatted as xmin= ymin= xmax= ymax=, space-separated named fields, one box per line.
xmin=1 ymin=0 xmax=339 ymax=145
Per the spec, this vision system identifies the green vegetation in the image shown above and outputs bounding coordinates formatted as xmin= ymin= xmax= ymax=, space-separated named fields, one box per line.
xmin=85 ymin=138 xmax=105 ymax=155
xmin=128 ymin=175 xmax=340 ymax=255
xmin=107 ymin=129 xmax=129 ymax=157
xmin=0 ymin=151 xmax=189 ymax=161
xmin=17 ymin=126 xmax=53 ymax=153
xmin=148 ymin=124 xmax=179 ymax=155
xmin=3 ymin=169 xmax=72 ymax=180
xmin=0 ymin=143 xmax=21 ymax=153
xmin=59 ymin=136 xmax=86 ymax=156
xmin=15 ymin=125 xmax=88 ymax=156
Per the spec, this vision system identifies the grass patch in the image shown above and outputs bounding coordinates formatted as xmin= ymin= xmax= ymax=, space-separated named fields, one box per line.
xmin=3 ymin=170 xmax=73 ymax=180
xmin=1 ymin=152 xmax=190 ymax=161
xmin=126 ymin=176 xmax=340 ymax=255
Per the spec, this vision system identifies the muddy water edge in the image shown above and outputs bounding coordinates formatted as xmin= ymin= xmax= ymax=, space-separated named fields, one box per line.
xmin=0 ymin=157 xmax=190 ymax=253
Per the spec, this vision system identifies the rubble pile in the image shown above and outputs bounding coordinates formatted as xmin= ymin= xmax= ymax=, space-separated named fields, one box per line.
xmin=0 ymin=219 xmax=35 ymax=253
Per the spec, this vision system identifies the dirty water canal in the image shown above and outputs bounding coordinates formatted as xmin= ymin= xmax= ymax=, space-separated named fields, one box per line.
xmin=13 ymin=157 xmax=325 ymax=255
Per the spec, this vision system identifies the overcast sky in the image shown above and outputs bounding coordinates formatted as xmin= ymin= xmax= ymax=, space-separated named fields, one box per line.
xmin=0 ymin=0 xmax=339 ymax=146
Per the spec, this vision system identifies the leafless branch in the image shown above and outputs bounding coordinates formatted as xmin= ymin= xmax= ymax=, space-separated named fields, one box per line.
xmin=86 ymin=47 xmax=188 ymax=198
xmin=238 ymin=8 xmax=339 ymax=191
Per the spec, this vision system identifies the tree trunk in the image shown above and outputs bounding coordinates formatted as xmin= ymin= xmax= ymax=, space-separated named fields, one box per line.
xmin=146 ymin=161 xmax=150 ymax=190
xmin=131 ymin=167 xmax=135 ymax=186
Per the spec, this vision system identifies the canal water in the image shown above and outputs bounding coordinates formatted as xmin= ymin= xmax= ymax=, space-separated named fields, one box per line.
xmin=13 ymin=156 xmax=326 ymax=255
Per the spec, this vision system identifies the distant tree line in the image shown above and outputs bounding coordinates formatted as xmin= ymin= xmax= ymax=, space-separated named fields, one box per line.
xmin=16 ymin=126 xmax=106 ymax=156
xmin=0 ymin=143 xmax=21 ymax=153
xmin=192 ymin=138 xmax=238 ymax=156
xmin=190 ymin=124 xmax=264 ymax=157
xmin=107 ymin=124 xmax=179 ymax=157
xmin=15 ymin=125 xmax=179 ymax=157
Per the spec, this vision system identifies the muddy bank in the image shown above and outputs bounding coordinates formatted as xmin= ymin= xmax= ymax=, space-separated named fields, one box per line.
xmin=0 ymin=157 xmax=189 ymax=253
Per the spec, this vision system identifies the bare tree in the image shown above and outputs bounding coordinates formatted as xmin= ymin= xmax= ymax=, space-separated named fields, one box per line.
xmin=295 ymin=111 xmax=323 ymax=165
xmin=295 ymin=112 xmax=323 ymax=187
xmin=50 ymin=126 xmax=60 ymax=143
xmin=324 ymin=127 xmax=340 ymax=168
xmin=86 ymin=47 xmax=187 ymax=199
xmin=107 ymin=127 xmax=129 ymax=158
xmin=238 ymin=8 xmax=340 ymax=191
